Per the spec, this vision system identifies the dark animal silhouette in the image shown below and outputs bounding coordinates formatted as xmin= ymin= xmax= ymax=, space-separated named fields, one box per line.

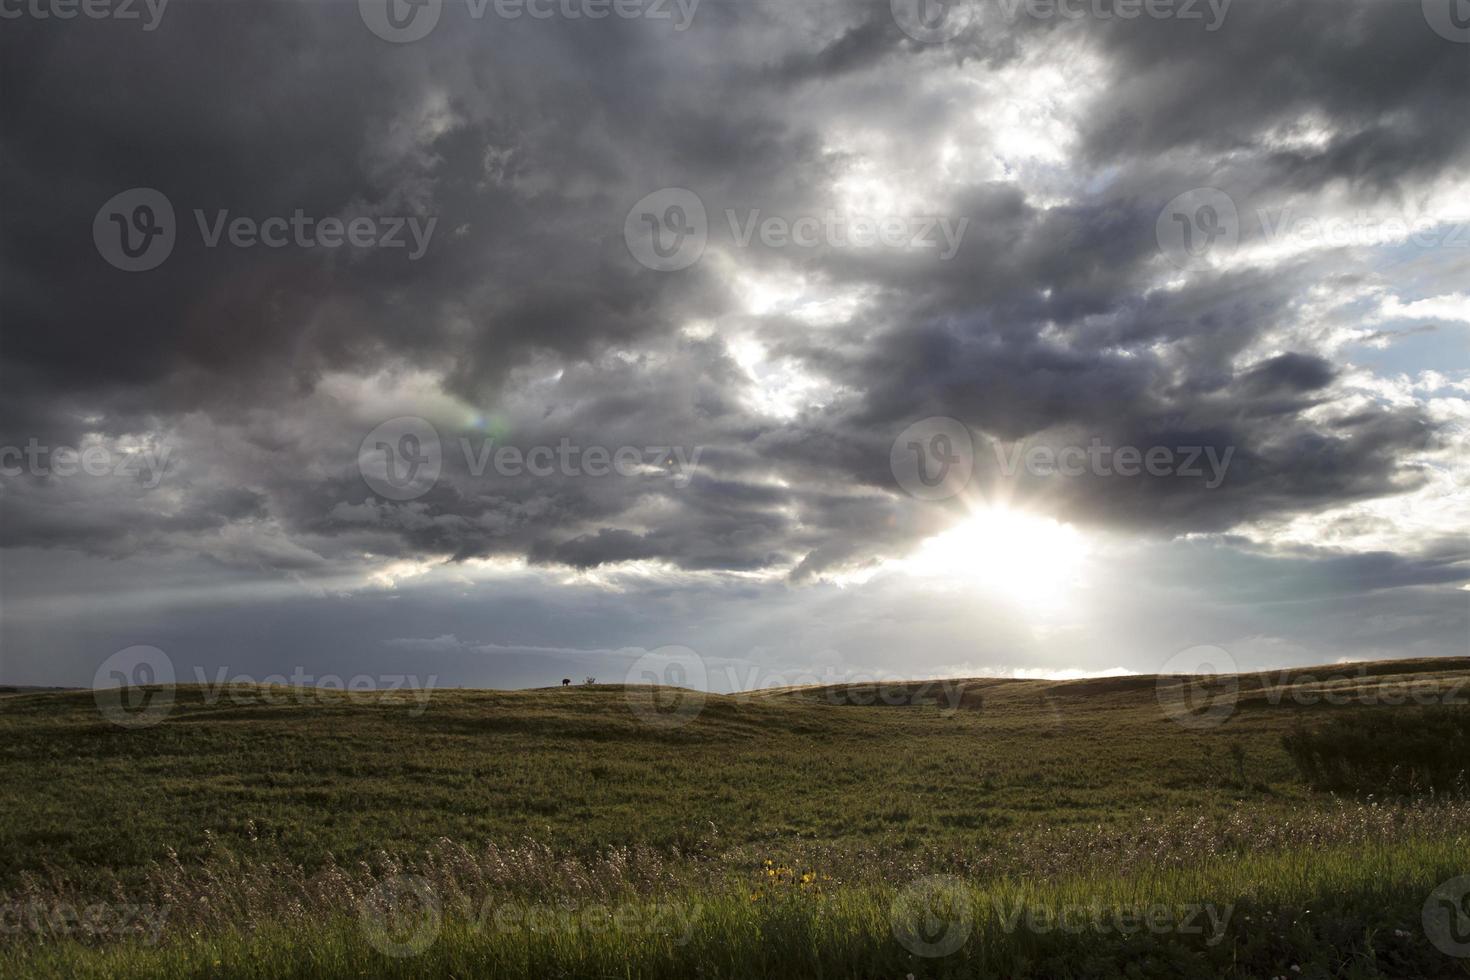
xmin=561 ymin=678 xmax=571 ymax=687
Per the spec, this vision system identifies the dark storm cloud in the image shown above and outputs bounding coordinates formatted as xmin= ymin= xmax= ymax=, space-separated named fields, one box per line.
xmin=0 ymin=0 xmax=1464 ymax=604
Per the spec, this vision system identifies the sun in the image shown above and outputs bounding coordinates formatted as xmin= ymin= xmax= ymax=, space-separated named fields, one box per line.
xmin=902 ymin=505 xmax=1088 ymax=605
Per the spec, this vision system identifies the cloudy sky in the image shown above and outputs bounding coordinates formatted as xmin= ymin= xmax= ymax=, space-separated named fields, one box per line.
xmin=1 ymin=0 xmax=1466 ymax=692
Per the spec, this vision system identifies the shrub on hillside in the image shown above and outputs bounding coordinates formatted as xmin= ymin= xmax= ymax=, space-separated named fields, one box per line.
xmin=1282 ymin=706 xmax=1470 ymax=795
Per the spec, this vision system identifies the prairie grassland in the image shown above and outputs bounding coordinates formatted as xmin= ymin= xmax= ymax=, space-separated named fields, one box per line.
xmin=2 ymin=658 xmax=1468 ymax=978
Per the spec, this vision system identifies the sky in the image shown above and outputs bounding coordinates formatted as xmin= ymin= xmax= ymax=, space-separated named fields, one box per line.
xmin=1 ymin=0 xmax=1467 ymax=693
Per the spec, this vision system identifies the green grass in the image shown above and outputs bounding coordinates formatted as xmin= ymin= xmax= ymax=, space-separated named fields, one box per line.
xmin=2 ymin=658 xmax=1468 ymax=978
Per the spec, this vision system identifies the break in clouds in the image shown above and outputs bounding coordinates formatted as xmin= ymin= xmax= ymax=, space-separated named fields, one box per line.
xmin=0 ymin=0 xmax=1466 ymax=690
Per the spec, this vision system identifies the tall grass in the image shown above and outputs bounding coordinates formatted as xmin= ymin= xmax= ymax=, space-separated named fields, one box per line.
xmin=1282 ymin=706 xmax=1470 ymax=795
xmin=7 ymin=835 xmax=1467 ymax=979
xmin=5 ymin=799 xmax=1469 ymax=979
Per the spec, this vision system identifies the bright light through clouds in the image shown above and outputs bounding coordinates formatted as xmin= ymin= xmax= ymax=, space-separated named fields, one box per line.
xmin=1 ymin=0 xmax=1466 ymax=689
xmin=901 ymin=506 xmax=1089 ymax=607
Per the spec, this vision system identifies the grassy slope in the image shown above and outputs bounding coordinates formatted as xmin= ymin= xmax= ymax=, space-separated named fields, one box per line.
xmin=2 ymin=658 xmax=1468 ymax=978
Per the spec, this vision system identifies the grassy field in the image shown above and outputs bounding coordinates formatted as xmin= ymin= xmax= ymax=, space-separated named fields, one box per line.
xmin=2 ymin=658 xmax=1468 ymax=978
